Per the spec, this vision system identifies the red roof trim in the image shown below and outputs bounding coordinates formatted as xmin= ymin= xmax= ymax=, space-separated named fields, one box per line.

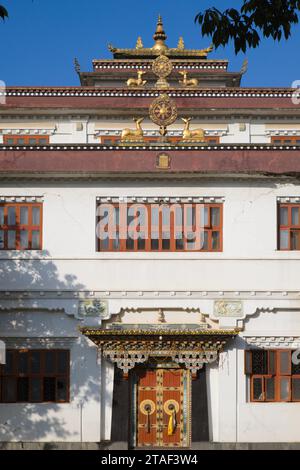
xmin=0 ymin=148 xmax=300 ymax=176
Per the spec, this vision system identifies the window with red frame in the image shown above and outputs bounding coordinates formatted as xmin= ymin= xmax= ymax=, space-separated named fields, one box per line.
xmin=245 ymin=349 xmax=300 ymax=402
xmin=97 ymin=203 xmax=223 ymax=252
xmin=3 ymin=135 xmax=49 ymax=145
xmin=278 ymin=204 xmax=300 ymax=250
xmin=271 ymin=136 xmax=300 ymax=145
xmin=0 ymin=203 xmax=42 ymax=250
xmin=0 ymin=350 xmax=70 ymax=403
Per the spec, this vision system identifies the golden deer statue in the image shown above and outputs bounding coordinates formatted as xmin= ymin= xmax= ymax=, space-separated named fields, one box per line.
xmin=127 ymin=71 xmax=147 ymax=88
xmin=121 ymin=118 xmax=144 ymax=142
xmin=178 ymin=71 xmax=198 ymax=88
xmin=181 ymin=117 xmax=205 ymax=142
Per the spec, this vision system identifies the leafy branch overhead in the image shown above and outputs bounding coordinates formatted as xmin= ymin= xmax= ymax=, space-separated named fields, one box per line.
xmin=195 ymin=0 xmax=300 ymax=53
xmin=0 ymin=5 xmax=8 ymax=19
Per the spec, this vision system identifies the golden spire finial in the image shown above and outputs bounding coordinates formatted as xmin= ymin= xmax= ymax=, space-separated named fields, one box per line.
xmin=136 ymin=36 xmax=143 ymax=49
xmin=177 ymin=37 xmax=185 ymax=50
xmin=153 ymin=14 xmax=168 ymax=53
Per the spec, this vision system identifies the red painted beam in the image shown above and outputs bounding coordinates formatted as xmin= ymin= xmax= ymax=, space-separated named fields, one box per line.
xmin=2 ymin=95 xmax=296 ymax=110
xmin=0 ymin=149 xmax=300 ymax=175
xmin=1 ymin=87 xmax=298 ymax=110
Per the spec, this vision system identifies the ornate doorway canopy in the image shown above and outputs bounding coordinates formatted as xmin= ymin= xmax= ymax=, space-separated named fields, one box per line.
xmin=81 ymin=327 xmax=239 ymax=377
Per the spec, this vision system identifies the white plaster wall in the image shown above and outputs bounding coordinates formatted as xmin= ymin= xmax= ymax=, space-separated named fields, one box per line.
xmin=222 ymin=123 xmax=250 ymax=143
xmin=0 ymin=179 xmax=299 ymax=291
xmin=214 ymin=311 xmax=300 ymax=443
xmin=0 ymin=311 xmax=101 ymax=442
xmin=1 ymin=177 xmax=300 ymax=443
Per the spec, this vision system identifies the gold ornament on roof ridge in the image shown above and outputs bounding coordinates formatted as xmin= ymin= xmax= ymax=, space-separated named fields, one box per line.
xmin=177 ymin=37 xmax=185 ymax=50
xmin=126 ymin=70 xmax=147 ymax=88
xmin=121 ymin=117 xmax=145 ymax=143
xmin=178 ymin=71 xmax=198 ymax=88
xmin=181 ymin=117 xmax=206 ymax=143
xmin=149 ymin=93 xmax=178 ymax=137
xmin=108 ymin=17 xmax=214 ymax=58
xmin=152 ymin=14 xmax=168 ymax=54
xmin=152 ymin=54 xmax=173 ymax=89
xmin=136 ymin=36 xmax=144 ymax=49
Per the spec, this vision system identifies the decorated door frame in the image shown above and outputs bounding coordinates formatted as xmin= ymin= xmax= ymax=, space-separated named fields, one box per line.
xmin=130 ymin=365 xmax=191 ymax=448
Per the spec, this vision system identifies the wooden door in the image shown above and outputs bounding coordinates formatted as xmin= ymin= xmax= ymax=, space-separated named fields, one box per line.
xmin=134 ymin=368 xmax=191 ymax=448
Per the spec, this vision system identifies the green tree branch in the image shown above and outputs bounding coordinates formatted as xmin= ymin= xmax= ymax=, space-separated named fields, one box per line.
xmin=195 ymin=0 xmax=300 ymax=53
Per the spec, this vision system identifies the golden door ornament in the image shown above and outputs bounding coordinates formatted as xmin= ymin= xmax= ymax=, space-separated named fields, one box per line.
xmin=140 ymin=399 xmax=156 ymax=434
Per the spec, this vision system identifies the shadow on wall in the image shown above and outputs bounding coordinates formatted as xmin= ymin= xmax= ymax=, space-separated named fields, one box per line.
xmin=0 ymin=250 xmax=85 ymax=291
xmin=0 ymin=251 xmax=101 ymax=442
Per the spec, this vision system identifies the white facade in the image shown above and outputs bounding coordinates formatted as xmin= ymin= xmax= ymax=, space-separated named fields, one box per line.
xmin=0 ymin=175 xmax=300 ymax=444
xmin=1 ymin=117 xmax=300 ymax=145
xmin=1 ymin=17 xmax=300 ymax=446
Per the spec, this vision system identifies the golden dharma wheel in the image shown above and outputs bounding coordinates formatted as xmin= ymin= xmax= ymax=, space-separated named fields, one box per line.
xmin=149 ymin=94 xmax=178 ymax=127
xmin=152 ymin=55 xmax=173 ymax=79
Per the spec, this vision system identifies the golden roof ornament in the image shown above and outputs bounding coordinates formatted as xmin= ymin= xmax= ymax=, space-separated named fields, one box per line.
xmin=201 ymin=44 xmax=214 ymax=56
xmin=126 ymin=70 xmax=147 ymax=88
xmin=181 ymin=117 xmax=206 ymax=143
xmin=149 ymin=93 xmax=178 ymax=138
xmin=179 ymin=71 xmax=198 ymax=88
xmin=177 ymin=37 xmax=185 ymax=50
xmin=121 ymin=117 xmax=145 ymax=143
xmin=136 ymin=36 xmax=144 ymax=49
xmin=152 ymin=54 xmax=173 ymax=89
xmin=152 ymin=15 xmax=168 ymax=54
xmin=108 ymin=17 xmax=214 ymax=59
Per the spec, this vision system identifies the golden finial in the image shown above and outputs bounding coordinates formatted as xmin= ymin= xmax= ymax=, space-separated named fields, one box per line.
xmin=136 ymin=36 xmax=143 ymax=49
xmin=177 ymin=37 xmax=185 ymax=50
xmin=199 ymin=44 xmax=214 ymax=57
xmin=153 ymin=15 xmax=168 ymax=53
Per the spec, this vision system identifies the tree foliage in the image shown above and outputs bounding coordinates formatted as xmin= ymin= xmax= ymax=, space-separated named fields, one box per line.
xmin=195 ymin=0 xmax=300 ymax=53
xmin=0 ymin=5 xmax=8 ymax=20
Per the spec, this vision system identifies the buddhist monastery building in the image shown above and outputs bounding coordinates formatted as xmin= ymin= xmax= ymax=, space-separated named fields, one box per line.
xmin=0 ymin=17 xmax=300 ymax=449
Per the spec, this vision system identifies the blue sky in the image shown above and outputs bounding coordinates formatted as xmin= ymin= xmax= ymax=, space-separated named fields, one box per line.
xmin=0 ymin=0 xmax=300 ymax=88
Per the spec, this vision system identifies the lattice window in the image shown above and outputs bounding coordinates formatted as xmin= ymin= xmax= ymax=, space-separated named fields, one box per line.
xmin=0 ymin=203 xmax=42 ymax=250
xmin=245 ymin=350 xmax=300 ymax=402
xmin=3 ymin=135 xmax=49 ymax=145
xmin=96 ymin=202 xmax=223 ymax=252
xmin=278 ymin=203 xmax=300 ymax=250
xmin=0 ymin=350 xmax=70 ymax=403
xmin=271 ymin=136 xmax=300 ymax=145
